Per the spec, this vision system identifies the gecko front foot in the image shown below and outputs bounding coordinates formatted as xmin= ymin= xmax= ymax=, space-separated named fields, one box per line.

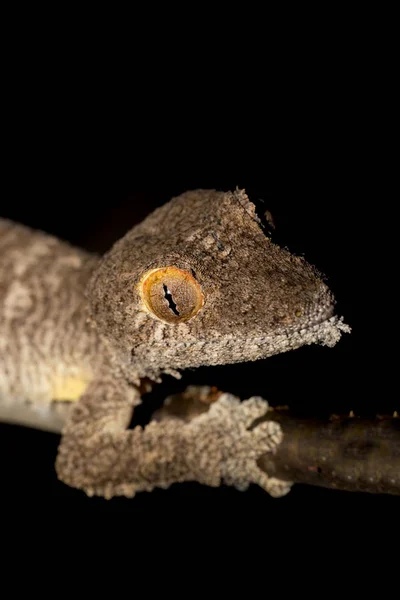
xmin=56 ymin=378 xmax=292 ymax=499
xmin=183 ymin=393 xmax=292 ymax=497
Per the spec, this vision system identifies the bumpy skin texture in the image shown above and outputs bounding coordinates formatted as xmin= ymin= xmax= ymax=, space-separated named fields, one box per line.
xmin=88 ymin=189 xmax=346 ymax=383
xmin=58 ymin=388 xmax=289 ymax=499
xmin=0 ymin=190 xmax=348 ymax=498
xmin=0 ymin=219 xmax=105 ymax=430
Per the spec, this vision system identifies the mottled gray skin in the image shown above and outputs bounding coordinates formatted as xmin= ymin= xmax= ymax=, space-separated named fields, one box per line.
xmin=0 ymin=190 xmax=348 ymax=498
xmin=88 ymin=189 xmax=343 ymax=382
xmin=0 ymin=219 xmax=104 ymax=430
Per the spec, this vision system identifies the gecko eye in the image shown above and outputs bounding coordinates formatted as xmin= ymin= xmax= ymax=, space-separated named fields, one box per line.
xmin=139 ymin=266 xmax=204 ymax=323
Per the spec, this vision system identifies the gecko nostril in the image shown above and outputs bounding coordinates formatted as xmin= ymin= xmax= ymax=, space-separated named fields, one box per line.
xmin=163 ymin=284 xmax=180 ymax=316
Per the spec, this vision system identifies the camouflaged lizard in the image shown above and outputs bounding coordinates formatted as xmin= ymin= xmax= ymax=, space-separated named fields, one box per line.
xmin=0 ymin=189 xmax=350 ymax=499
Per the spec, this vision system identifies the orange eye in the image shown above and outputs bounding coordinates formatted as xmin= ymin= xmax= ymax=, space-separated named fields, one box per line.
xmin=139 ymin=267 xmax=204 ymax=323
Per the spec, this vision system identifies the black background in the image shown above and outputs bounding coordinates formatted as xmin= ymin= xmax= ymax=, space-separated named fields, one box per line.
xmin=0 ymin=11 xmax=397 ymax=581
xmin=0 ymin=66 xmax=398 ymax=527
xmin=1 ymin=173 xmax=398 ymax=519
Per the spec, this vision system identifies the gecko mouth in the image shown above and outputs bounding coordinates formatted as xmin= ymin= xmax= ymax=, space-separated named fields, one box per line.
xmin=293 ymin=308 xmax=339 ymax=341
xmin=132 ymin=313 xmax=350 ymax=429
xmin=222 ymin=312 xmax=349 ymax=356
xmin=131 ymin=312 xmax=350 ymax=383
xmin=130 ymin=308 xmax=350 ymax=429
xmin=302 ymin=303 xmax=335 ymax=327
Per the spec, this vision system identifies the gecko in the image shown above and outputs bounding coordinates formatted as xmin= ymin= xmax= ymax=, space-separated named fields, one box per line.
xmin=0 ymin=189 xmax=350 ymax=499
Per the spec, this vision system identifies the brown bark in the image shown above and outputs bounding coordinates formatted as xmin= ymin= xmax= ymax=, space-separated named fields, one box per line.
xmin=254 ymin=410 xmax=400 ymax=495
xmin=154 ymin=387 xmax=400 ymax=496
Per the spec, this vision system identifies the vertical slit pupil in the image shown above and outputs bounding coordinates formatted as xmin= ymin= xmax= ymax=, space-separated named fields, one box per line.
xmin=163 ymin=284 xmax=180 ymax=316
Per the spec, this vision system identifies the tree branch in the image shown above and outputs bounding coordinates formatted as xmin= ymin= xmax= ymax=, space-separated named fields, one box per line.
xmin=254 ymin=409 xmax=400 ymax=496
xmin=155 ymin=386 xmax=400 ymax=496
xmin=3 ymin=387 xmax=399 ymax=496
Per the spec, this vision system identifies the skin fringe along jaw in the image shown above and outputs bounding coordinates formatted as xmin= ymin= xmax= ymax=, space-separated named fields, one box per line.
xmin=87 ymin=189 xmax=350 ymax=380
xmin=0 ymin=191 xmax=351 ymax=499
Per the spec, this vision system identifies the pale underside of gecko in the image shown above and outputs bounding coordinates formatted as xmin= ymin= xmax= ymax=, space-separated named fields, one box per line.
xmin=0 ymin=189 xmax=350 ymax=499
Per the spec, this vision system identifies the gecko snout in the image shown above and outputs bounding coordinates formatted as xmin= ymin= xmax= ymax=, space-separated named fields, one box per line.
xmin=304 ymin=285 xmax=337 ymax=327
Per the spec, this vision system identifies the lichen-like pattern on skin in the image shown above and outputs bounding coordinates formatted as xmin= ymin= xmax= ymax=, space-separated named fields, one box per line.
xmin=0 ymin=219 xmax=105 ymax=412
xmin=58 ymin=391 xmax=290 ymax=499
xmin=0 ymin=190 xmax=349 ymax=498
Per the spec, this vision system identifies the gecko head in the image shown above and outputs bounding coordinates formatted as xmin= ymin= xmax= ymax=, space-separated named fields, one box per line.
xmin=87 ymin=189 xmax=350 ymax=381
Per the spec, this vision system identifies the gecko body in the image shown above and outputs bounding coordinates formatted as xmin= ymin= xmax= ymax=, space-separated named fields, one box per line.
xmin=0 ymin=190 xmax=349 ymax=498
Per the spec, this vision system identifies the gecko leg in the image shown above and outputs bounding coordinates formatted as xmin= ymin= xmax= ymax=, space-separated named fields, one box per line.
xmin=56 ymin=376 xmax=290 ymax=499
